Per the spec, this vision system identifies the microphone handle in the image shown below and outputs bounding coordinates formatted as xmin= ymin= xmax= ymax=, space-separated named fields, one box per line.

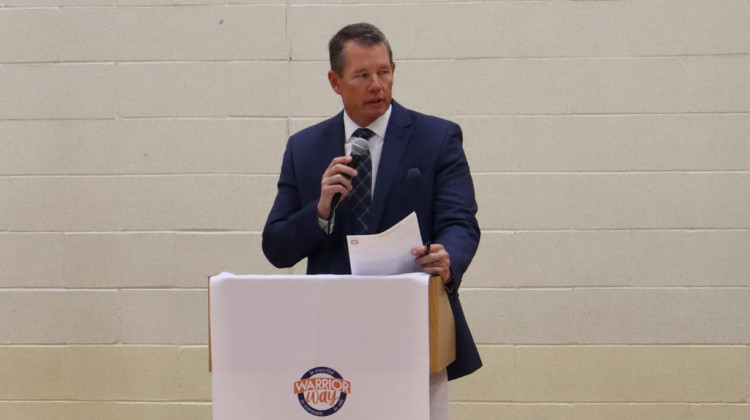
xmin=327 ymin=154 xmax=363 ymax=220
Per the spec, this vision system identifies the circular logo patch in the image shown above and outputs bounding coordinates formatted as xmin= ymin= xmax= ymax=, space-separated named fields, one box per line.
xmin=293 ymin=367 xmax=351 ymax=416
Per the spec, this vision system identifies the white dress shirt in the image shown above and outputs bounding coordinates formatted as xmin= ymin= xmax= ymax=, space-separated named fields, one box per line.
xmin=343 ymin=104 xmax=391 ymax=195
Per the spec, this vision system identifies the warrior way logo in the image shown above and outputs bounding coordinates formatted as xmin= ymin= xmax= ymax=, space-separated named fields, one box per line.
xmin=293 ymin=367 xmax=351 ymax=416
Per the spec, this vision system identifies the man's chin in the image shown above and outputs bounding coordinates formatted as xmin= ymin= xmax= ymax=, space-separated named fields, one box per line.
xmin=365 ymin=101 xmax=388 ymax=114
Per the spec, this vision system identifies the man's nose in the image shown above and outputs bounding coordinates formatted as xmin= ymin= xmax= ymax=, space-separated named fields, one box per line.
xmin=368 ymin=75 xmax=383 ymax=90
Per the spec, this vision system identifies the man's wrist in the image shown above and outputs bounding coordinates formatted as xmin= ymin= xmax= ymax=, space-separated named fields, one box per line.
xmin=443 ymin=271 xmax=456 ymax=294
xmin=318 ymin=213 xmax=334 ymax=234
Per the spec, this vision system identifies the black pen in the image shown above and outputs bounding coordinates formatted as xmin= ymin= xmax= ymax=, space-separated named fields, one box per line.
xmin=423 ymin=241 xmax=431 ymax=256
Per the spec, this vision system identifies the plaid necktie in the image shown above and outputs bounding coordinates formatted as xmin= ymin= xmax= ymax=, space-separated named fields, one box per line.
xmin=349 ymin=128 xmax=374 ymax=235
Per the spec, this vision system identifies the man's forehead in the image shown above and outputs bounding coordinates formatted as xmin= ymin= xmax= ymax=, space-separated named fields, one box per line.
xmin=343 ymin=42 xmax=392 ymax=69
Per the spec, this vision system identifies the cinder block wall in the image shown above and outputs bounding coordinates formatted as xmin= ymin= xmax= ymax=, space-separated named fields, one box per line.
xmin=1 ymin=1 xmax=749 ymax=419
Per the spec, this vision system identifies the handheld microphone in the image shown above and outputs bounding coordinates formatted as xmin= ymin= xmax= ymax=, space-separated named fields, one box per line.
xmin=328 ymin=137 xmax=370 ymax=220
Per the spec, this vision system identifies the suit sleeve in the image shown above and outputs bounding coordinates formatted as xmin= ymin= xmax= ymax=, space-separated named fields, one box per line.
xmin=262 ymin=140 xmax=328 ymax=268
xmin=432 ymin=124 xmax=480 ymax=292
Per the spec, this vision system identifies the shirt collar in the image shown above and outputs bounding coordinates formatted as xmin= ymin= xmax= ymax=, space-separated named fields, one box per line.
xmin=343 ymin=104 xmax=392 ymax=141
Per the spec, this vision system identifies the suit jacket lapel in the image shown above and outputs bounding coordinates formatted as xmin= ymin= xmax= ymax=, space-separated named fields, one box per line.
xmin=321 ymin=111 xmax=346 ymax=163
xmin=370 ymin=101 xmax=413 ymax=232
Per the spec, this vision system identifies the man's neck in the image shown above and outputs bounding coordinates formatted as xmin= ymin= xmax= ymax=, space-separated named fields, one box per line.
xmin=344 ymin=105 xmax=392 ymax=140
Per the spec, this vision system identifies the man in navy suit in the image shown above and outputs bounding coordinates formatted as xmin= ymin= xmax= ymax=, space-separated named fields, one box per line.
xmin=262 ymin=22 xmax=481 ymax=417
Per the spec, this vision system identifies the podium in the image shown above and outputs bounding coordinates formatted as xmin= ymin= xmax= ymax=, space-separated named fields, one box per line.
xmin=209 ymin=272 xmax=455 ymax=420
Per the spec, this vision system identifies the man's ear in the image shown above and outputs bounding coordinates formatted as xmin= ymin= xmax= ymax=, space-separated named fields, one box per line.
xmin=328 ymin=70 xmax=342 ymax=95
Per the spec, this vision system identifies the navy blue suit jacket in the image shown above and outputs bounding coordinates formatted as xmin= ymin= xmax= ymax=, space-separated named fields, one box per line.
xmin=262 ymin=101 xmax=482 ymax=380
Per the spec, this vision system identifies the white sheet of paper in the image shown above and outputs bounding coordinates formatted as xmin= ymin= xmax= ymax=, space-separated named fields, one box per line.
xmin=347 ymin=211 xmax=423 ymax=275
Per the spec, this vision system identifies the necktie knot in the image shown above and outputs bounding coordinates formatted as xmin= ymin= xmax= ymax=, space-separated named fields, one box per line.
xmin=352 ymin=128 xmax=375 ymax=140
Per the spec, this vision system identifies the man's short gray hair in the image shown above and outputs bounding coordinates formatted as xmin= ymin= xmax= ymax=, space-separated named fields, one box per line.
xmin=328 ymin=22 xmax=393 ymax=75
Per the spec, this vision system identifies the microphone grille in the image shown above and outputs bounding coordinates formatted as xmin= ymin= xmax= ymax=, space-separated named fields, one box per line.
xmin=350 ymin=137 xmax=370 ymax=157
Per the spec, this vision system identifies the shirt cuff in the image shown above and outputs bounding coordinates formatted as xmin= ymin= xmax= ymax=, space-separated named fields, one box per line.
xmin=443 ymin=272 xmax=457 ymax=294
xmin=318 ymin=214 xmax=334 ymax=234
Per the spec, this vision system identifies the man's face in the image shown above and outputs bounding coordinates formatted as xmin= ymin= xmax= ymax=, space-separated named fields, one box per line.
xmin=328 ymin=41 xmax=395 ymax=127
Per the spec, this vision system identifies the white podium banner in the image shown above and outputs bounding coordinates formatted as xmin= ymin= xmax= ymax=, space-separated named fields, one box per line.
xmin=210 ymin=272 xmax=431 ymax=420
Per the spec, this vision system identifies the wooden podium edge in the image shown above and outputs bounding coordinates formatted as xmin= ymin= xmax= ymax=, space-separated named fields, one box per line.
xmin=429 ymin=275 xmax=456 ymax=373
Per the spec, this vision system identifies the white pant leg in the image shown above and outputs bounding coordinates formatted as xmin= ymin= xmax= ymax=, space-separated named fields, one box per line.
xmin=429 ymin=369 xmax=449 ymax=420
